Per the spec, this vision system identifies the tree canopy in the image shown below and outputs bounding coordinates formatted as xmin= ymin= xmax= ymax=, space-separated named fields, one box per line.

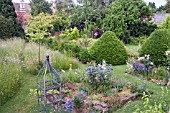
xmin=30 ymin=0 xmax=52 ymax=16
xmin=27 ymin=13 xmax=55 ymax=40
xmin=102 ymin=0 xmax=155 ymax=43
xmin=164 ymin=1 xmax=170 ymax=13
xmin=148 ymin=2 xmax=156 ymax=13
xmin=0 ymin=15 xmax=15 ymax=39
xmin=0 ymin=0 xmax=25 ymax=37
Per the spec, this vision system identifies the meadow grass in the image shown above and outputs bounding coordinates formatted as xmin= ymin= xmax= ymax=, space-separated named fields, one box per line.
xmin=0 ymin=38 xmax=81 ymax=108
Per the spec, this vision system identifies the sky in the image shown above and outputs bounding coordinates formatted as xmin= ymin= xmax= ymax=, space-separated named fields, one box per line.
xmin=12 ymin=0 xmax=167 ymax=8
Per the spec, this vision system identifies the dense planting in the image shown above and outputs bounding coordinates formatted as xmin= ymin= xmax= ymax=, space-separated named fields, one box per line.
xmin=1 ymin=0 xmax=170 ymax=112
xmin=0 ymin=39 xmax=80 ymax=107
xmin=90 ymin=31 xmax=128 ymax=65
xmin=103 ymin=0 xmax=156 ymax=43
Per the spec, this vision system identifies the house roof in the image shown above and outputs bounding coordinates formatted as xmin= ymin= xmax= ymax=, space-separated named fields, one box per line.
xmin=153 ymin=13 xmax=169 ymax=24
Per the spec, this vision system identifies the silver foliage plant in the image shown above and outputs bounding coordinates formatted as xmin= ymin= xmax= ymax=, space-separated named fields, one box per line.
xmin=86 ymin=60 xmax=113 ymax=89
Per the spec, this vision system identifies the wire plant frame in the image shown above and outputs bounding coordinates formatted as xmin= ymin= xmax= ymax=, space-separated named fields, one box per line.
xmin=36 ymin=54 xmax=62 ymax=113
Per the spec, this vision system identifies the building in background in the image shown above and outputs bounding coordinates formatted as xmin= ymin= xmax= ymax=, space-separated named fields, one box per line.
xmin=153 ymin=13 xmax=169 ymax=24
xmin=13 ymin=0 xmax=31 ymax=31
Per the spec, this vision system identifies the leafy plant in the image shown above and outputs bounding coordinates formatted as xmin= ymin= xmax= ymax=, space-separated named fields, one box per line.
xmin=85 ymin=60 xmax=113 ymax=92
xmin=60 ymin=41 xmax=82 ymax=58
xmin=133 ymin=92 xmax=167 ymax=113
xmin=73 ymin=93 xmax=86 ymax=108
xmin=60 ymin=68 xmax=84 ymax=83
xmin=27 ymin=13 xmax=55 ymax=40
xmin=79 ymin=48 xmax=91 ymax=63
xmin=90 ymin=31 xmax=128 ymax=65
xmin=59 ymin=27 xmax=80 ymax=40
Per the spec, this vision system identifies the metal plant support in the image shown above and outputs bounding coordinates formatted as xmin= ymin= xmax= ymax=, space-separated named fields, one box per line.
xmin=36 ymin=54 xmax=62 ymax=113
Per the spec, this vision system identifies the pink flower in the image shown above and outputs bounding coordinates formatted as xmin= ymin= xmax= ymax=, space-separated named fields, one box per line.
xmin=138 ymin=57 xmax=145 ymax=61
xmin=66 ymin=97 xmax=72 ymax=103
xmin=81 ymin=93 xmax=86 ymax=97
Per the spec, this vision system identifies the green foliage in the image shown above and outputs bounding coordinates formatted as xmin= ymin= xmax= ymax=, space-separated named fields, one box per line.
xmin=0 ymin=39 xmax=25 ymax=106
xmin=0 ymin=62 xmax=23 ymax=106
xmin=53 ymin=11 xmax=70 ymax=32
xmin=55 ymin=0 xmax=73 ymax=12
xmin=59 ymin=27 xmax=80 ymax=40
xmin=30 ymin=0 xmax=52 ymax=16
xmin=164 ymin=1 xmax=170 ymax=13
xmin=0 ymin=15 xmax=15 ymax=39
xmin=0 ymin=0 xmax=24 ymax=37
xmin=148 ymin=2 xmax=156 ymax=13
xmin=61 ymin=69 xmax=83 ymax=83
xmin=70 ymin=0 xmax=107 ymax=28
xmin=162 ymin=15 xmax=170 ymax=29
xmin=79 ymin=48 xmax=91 ymax=63
xmin=85 ymin=60 xmax=113 ymax=93
xmin=151 ymin=67 xmax=170 ymax=81
xmin=38 ymin=38 xmax=59 ymax=50
xmin=60 ymin=41 xmax=82 ymax=58
xmin=60 ymin=41 xmax=92 ymax=63
xmin=139 ymin=29 xmax=170 ymax=66
xmin=128 ymin=37 xmax=139 ymax=45
xmin=103 ymin=0 xmax=155 ymax=43
xmin=156 ymin=5 xmax=165 ymax=13
xmin=73 ymin=93 xmax=84 ymax=107
xmin=139 ymin=36 xmax=147 ymax=46
xmin=133 ymin=92 xmax=166 ymax=113
xmin=90 ymin=31 xmax=128 ymax=65
xmin=27 ymin=13 xmax=55 ymax=40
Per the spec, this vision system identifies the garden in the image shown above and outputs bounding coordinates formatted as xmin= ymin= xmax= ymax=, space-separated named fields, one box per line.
xmin=0 ymin=0 xmax=170 ymax=113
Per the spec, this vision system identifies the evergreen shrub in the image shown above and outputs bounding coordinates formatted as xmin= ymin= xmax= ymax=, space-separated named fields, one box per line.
xmin=89 ymin=31 xmax=128 ymax=65
xmin=139 ymin=29 xmax=170 ymax=66
xmin=0 ymin=15 xmax=15 ymax=39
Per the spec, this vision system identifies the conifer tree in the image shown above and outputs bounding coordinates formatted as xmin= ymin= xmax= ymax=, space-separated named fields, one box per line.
xmin=0 ymin=0 xmax=25 ymax=37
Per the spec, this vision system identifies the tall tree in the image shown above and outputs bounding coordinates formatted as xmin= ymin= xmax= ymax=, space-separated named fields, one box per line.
xmin=0 ymin=0 xmax=25 ymax=37
xmin=55 ymin=0 xmax=74 ymax=12
xmin=0 ymin=15 xmax=15 ymax=39
xmin=70 ymin=0 xmax=112 ymax=28
xmin=148 ymin=2 xmax=156 ymax=13
xmin=164 ymin=1 xmax=170 ymax=13
xmin=157 ymin=5 xmax=164 ymax=12
xmin=103 ymin=0 xmax=155 ymax=43
xmin=30 ymin=0 xmax=52 ymax=16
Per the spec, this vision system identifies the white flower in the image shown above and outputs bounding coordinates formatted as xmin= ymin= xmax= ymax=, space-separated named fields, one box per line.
xmin=165 ymin=51 xmax=170 ymax=56
xmin=146 ymin=54 xmax=150 ymax=60
xmin=61 ymin=69 xmax=65 ymax=73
